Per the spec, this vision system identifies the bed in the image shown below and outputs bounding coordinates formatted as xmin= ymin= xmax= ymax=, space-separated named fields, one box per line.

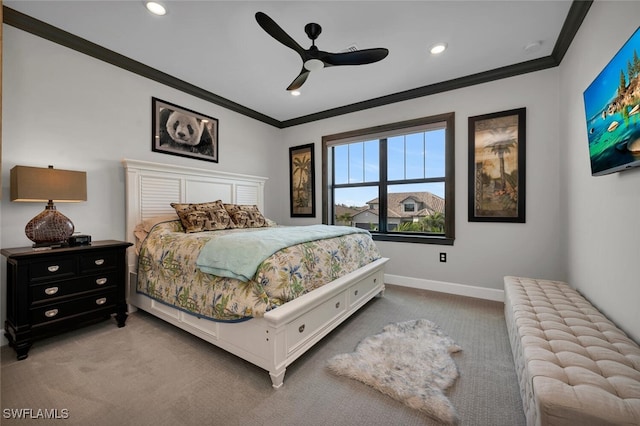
xmin=123 ymin=159 xmax=388 ymax=388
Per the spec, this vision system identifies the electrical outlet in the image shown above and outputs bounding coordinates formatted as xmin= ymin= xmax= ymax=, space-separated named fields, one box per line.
xmin=439 ymin=252 xmax=447 ymax=262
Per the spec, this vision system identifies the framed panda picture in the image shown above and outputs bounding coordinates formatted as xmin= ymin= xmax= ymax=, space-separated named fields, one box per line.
xmin=152 ymin=97 xmax=218 ymax=163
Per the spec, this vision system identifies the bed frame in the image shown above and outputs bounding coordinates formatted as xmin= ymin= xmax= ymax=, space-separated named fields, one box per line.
xmin=123 ymin=159 xmax=388 ymax=388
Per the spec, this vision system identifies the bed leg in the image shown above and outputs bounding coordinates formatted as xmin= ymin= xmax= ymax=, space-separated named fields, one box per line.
xmin=270 ymin=369 xmax=286 ymax=389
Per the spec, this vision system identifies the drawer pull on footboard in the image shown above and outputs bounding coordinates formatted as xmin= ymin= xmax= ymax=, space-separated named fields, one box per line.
xmin=45 ymin=309 xmax=59 ymax=318
xmin=298 ymin=324 xmax=305 ymax=333
xmin=47 ymin=265 xmax=60 ymax=272
xmin=44 ymin=287 xmax=59 ymax=296
xmin=95 ymin=298 xmax=107 ymax=305
xmin=96 ymin=278 xmax=108 ymax=285
xmin=94 ymin=259 xmax=105 ymax=266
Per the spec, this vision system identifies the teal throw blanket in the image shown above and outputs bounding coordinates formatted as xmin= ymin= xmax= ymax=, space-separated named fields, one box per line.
xmin=196 ymin=225 xmax=369 ymax=281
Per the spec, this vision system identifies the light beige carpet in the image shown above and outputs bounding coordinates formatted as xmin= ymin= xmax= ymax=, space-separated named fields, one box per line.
xmin=1 ymin=285 xmax=525 ymax=426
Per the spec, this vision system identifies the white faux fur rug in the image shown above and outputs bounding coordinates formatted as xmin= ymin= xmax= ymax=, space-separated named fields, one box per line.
xmin=326 ymin=319 xmax=462 ymax=424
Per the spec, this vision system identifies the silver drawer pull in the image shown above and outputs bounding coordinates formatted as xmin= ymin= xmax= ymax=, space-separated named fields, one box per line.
xmin=45 ymin=309 xmax=59 ymax=318
xmin=47 ymin=265 xmax=60 ymax=272
xmin=95 ymin=297 xmax=107 ymax=305
xmin=354 ymin=290 xmax=359 ymax=296
xmin=94 ymin=259 xmax=105 ymax=266
xmin=44 ymin=287 xmax=59 ymax=296
xmin=335 ymin=302 xmax=341 ymax=309
xmin=96 ymin=278 xmax=108 ymax=285
xmin=298 ymin=324 xmax=305 ymax=333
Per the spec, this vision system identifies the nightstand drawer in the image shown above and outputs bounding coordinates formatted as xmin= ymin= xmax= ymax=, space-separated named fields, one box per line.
xmin=80 ymin=251 xmax=117 ymax=273
xmin=30 ymin=272 xmax=118 ymax=303
xmin=30 ymin=291 xmax=117 ymax=325
xmin=29 ymin=258 xmax=76 ymax=281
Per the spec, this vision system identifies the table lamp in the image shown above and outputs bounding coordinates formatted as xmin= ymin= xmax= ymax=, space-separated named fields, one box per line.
xmin=10 ymin=165 xmax=87 ymax=248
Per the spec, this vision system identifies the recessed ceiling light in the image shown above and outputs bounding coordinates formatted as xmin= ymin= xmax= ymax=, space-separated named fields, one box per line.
xmin=145 ymin=1 xmax=167 ymax=16
xmin=430 ymin=43 xmax=447 ymax=55
xmin=291 ymin=90 xmax=301 ymax=97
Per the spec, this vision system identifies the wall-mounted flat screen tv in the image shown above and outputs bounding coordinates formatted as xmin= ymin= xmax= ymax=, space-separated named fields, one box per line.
xmin=583 ymin=26 xmax=640 ymax=176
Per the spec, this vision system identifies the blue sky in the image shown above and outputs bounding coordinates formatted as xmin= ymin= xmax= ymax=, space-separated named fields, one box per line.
xmin=333 ymin=129 xmax=446 ymax=206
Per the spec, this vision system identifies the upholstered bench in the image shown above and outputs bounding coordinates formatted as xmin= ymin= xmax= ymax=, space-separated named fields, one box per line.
xmin=504 ymin=276 xmax=640 ymax=425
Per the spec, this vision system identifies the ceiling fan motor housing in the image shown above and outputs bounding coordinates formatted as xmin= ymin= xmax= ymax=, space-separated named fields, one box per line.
xmin=304 ymin=23 xmax=322 ymax=41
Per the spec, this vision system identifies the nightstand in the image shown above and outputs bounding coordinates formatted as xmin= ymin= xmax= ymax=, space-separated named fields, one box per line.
xmin=2 ymin=240 xmax=132 ymax=360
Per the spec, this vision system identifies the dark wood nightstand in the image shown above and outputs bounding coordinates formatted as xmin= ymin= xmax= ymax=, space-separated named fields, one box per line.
xmin=2 ymin=240 xmax=132 ymax=360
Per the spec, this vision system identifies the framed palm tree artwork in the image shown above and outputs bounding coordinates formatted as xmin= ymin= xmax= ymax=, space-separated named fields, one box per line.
xmin=468 ymin=108 xmax=526 ymax=222
xmin=289 ymin=143 xmax=316 ymax=217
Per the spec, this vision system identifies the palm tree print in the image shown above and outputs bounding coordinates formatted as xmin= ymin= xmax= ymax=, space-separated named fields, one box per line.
xmin=293 ymin=152 xmax=311 ymax=207
xmin=484 ymin=135 xmax=516 ymax=191
xmin=472 ymin=111 xmax=523 ymax=218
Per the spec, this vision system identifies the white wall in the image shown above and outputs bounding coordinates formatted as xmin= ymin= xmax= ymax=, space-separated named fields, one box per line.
xmin=1 ymin=27 xmax=283 ymax=345
xmin=1 ymin=27 xmax=283 ymax=250
xmin=559 ymin=1 xmax=640 ymax=342
xmin=281 ymin=68 xmax=564 ymax=298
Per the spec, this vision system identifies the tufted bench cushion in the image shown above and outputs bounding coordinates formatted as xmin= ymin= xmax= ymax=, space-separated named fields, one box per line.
xmin=504 ymin=276 xmax=640 ymax=426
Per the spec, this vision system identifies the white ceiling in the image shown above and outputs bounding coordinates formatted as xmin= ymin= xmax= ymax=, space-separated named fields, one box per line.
xmin=5 ymin=1 xmax=576 ymax=124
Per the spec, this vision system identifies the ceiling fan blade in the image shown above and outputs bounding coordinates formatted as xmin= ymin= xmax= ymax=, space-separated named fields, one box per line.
xmin=255 ymin=12 xmax=305 ymax=56
xmin=287 ymin=68 xmax=310 ymax=91
xmin=322 ymin=48 xmax=389 ymax=67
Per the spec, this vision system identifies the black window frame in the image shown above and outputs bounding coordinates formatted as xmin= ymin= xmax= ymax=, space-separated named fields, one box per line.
xmin=322 ymin=112 xmax=455 ymax=245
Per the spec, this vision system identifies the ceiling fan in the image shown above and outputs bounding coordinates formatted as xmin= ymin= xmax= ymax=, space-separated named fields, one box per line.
xmin=255 ymin=11 xmax=389 ymax=91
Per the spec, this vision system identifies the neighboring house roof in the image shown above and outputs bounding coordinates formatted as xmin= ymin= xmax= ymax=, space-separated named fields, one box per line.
xmin=364 ymin=192 xmax=444 ymax=220
xmin=334 ymin=204 xmax=361 ymax=219
xmin=339 ymin=192 xmax=444 ymax=222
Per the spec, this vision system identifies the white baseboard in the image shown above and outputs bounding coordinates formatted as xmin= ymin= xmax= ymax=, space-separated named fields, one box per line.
xmin=384 ymin=274 xmax=504 ymax=302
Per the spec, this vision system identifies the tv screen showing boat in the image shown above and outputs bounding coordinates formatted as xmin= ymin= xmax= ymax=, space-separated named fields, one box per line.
xmin=583 ymin=26 xmax=640 ymax=176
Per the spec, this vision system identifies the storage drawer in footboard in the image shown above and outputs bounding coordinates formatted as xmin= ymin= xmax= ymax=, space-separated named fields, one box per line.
xmin=286 ymin=292 xmax=347 ymax=356
xmin=348 ymin=268 xmax=384 ymax=309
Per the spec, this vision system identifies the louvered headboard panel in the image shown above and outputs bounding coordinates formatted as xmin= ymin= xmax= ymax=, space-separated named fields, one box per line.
xmin=122 ymin=158 xmax=268 ymax=264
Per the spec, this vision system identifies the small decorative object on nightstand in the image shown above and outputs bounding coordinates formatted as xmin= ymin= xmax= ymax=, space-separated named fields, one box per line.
xmin=1 ymin=240 xmax=132 ymax=360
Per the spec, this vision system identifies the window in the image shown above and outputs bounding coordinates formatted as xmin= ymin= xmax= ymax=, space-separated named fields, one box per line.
xmin=322 ymin=113 xmax=455 ymax=245
xmin=404 ymin=202 xmax=415 ymax=213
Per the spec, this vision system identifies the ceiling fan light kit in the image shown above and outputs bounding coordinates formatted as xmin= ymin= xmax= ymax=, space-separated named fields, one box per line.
xmin=255 ymin=12 xmax=389 ymax=91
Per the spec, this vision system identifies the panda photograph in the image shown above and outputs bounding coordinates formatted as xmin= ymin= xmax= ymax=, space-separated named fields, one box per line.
xmin=152 ymin=97 xmax=218 ymax=162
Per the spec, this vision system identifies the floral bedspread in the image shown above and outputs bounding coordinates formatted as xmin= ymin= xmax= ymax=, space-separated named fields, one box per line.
xmin=137 ymin=220 xmax=381 ymax=322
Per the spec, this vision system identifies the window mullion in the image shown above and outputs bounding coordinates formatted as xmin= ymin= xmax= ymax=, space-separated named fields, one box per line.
xmin=423 ymin=131 xmax=427 ymax=179
xmin=403 ymin=136 xmax=407 ymax=179
xmin=330 ymin=146 xmax=336 ymax=224
xmin=379 ymin=138 xmax=388 ymax=233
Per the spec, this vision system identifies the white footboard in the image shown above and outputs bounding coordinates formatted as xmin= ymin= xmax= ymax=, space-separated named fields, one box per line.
xmin=128 ymin=257 xmax=387 ymax=388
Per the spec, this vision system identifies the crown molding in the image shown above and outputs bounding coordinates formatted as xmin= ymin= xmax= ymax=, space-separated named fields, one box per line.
xmin=3 ymin=1 xmax=592 ymax=129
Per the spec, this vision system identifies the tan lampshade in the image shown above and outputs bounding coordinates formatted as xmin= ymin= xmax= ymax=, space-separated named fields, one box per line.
xmin=10 ymin=165 xmax=87 ymax=247
xmin=10 ymin=165 xmax=87 ymax=202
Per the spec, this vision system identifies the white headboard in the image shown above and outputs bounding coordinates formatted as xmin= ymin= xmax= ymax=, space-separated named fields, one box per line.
xmin=122 ymin=158 xmax=268 ymax=250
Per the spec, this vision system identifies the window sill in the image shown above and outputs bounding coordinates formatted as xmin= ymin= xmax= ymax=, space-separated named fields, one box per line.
xmin=371 ymin=233 xmax=454 ymax=245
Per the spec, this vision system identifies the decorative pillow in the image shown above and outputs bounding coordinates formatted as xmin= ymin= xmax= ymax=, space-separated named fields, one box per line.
xmin=171 ymin=200 xmax=235 ymax=233
xmin=223 ymin=203 xmax=267 ymax=228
